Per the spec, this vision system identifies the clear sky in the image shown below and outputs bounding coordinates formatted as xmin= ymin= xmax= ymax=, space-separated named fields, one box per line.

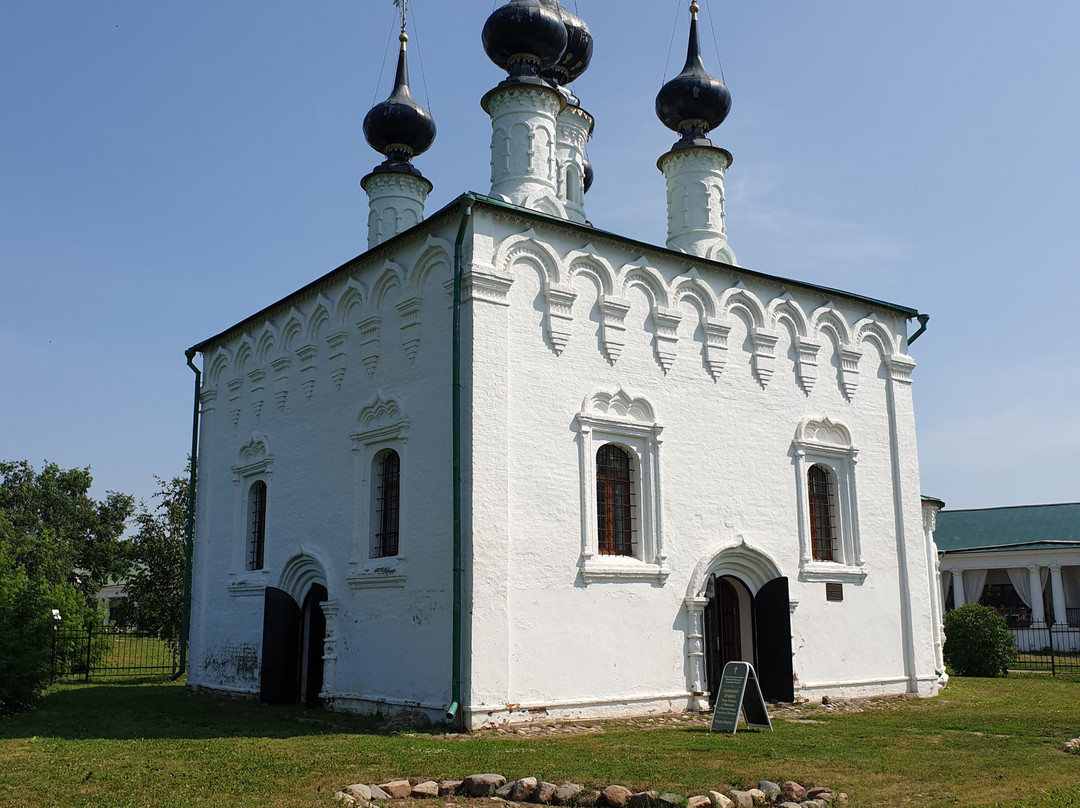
xmin=1 ymin=1 xmax=1077 ymax=512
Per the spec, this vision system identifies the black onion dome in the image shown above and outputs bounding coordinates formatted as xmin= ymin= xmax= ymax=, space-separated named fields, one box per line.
xmin=542 ymin=5 xmax=593 ymax=86
xmin=483 ymin=0 xmax=568 ymax=79
xmin=655 ymin=1 xmax=731 ymax=147
xmin=582 ymin=158 xmax=594 ymax=194
xmin=363 ymin=33 xmax=437 ymax=169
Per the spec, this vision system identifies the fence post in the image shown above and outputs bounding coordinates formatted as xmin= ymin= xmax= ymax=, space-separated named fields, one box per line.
xmin=85 ymin=625 xmax=94 ymax=682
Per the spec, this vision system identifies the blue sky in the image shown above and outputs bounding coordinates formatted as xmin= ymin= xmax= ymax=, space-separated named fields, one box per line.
xmin=1 ymin=1 xmax=1077 ymax=511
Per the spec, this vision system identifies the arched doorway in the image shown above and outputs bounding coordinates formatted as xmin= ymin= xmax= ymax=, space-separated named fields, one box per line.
xmin=688 ymin=541 xmax=795 ymax=705
xmin=260 ymin=553 xmax=330 ymax=706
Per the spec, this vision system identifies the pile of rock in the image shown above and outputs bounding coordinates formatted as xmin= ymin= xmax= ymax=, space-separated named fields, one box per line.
xmin=332 ymin=773 xmax=847 ymax=808
xmin=1063 ymin=738 xmax=1080 ymax=755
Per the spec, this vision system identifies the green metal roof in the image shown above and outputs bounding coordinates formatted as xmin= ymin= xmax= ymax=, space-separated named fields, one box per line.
xmin=935 ymin=503 xmax=1080 ymax=554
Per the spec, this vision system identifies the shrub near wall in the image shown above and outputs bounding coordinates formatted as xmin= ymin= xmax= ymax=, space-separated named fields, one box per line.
xmin=943 ymin=603 xmax=1018 ymax=677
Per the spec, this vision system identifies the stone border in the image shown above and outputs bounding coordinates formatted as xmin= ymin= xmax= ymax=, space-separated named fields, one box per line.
xmin=333 ymin=774 xmax=847 ymax=808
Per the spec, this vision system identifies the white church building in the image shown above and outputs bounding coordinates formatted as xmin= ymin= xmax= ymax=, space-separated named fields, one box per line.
xmin=185 ymin=0 xmax=945 ymax=728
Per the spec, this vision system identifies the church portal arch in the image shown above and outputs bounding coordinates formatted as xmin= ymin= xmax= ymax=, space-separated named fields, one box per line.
xmin=685 ymin=540 xmax=794 ymax=706
xmin=260 ymin=552 xmax=330 ymax=707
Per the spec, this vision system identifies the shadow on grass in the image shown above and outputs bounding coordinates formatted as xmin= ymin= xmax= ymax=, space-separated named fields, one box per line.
xmin=0 ymin=681 xmax=422 ymax=742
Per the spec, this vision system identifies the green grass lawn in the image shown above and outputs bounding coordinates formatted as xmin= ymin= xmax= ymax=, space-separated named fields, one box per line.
xmin=1 ymin=677 xmax=1078 ymax=808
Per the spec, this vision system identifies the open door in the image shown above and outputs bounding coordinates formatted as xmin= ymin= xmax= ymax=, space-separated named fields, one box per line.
xmin=703 ymin=574 xmax=750 ymax=704
xmin=261 ymin=586 xmax=301 ymax=704
xmin=754 ymin=576 xmax=794 ymax=703
xmin=299 ymin=583 xmax=328 ymax=706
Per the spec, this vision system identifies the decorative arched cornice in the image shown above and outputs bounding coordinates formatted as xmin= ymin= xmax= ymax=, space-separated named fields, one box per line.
xmin=370 ymin=259 xmax=407 ymax=309
xmin=618 ymin=259 xmax=670 ymax=309
xmin=233 ymin=337 xmax=254 ymax=376
xmin=685 ymin=536 xmax=785 ymax=597
xmin=580 ymin=387 xmax=657 ymax=424
xmin=493 ymin=231 xmax=563 ymax=287
xmin=254 ymin=324 xmax=278 ymax=365
xmin=718 ymin=284 xmax=766 ymax=330
xmin=307 ymin=296 xmax=332 ymax=343
xmin=408 ymin=236 xmax=453 ymax=289
xmin=564 ymin=248 xmax=616 ymax=297
xmin=794 ymin=415 xmax=854 ymax=449
xmin=852 ymin=316 xmax=897 ymax=360
xmin=767 ymin=294 xmax=810 ymax=339
xmin=207 ymin=348 xmax=232 ymax=388
xmin=810 ymin=304 xmax=852 ymax=348
xmin=357 ymin=394 xmax=403 ymax=431
xmin=672 ymin=270 xmax=719 ymax=320
xmin=280 ymin=311 xmax=304 ymax=354
xmin=278 ymin=549 xmax=329 ymax=605
xmin=237 ymin=433 xmax=271 ymax=465
xmin=334 ymin=279 xmax=367 ymax=328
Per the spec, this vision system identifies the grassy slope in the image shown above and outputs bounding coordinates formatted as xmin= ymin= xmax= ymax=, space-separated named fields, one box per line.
xmin=1 ymin=677 xmax=1078 ymax=808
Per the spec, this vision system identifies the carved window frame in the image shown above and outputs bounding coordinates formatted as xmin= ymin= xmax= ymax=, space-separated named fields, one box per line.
xmin=229 ymin=437 xmax=274 ymax=597
xmin=793 ymin=417 xmax=865 ymax=583
xmin=575 ymin=392 xmax=668 ymax=585
xmin=349 ymin=412 xmax=409 ymax=590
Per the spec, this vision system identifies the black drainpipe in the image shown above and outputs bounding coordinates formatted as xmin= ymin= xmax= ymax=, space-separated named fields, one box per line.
xmin=174 ymin=347 xmax=201 ymax=680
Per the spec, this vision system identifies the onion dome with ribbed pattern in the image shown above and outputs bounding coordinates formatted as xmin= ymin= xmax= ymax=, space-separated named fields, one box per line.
xmin=483 ymin=0 xmax=568 ymax=81
xmin=655 ymin=1 xmax=731 ymax=149
xmin=363 ymin=32 xmax=437 ymax=174
xmin=541 ymin=5 xmax=593 ymax=87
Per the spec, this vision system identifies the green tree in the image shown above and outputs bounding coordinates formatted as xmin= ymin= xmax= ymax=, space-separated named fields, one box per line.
xmin=0 ymin=460 xmax=133 ymax=604
xmin=125 ymin=470 xmax=188 ymax=644
xmin=0 ymin=461 xmax=133 ymax=714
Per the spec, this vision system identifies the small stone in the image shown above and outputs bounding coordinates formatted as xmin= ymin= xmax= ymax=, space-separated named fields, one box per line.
xmin=806 ymin=788 xmax=833 ymax=802
xmin=629 ymin=791 xmax=658 ymax=808
xmin=836 ymin=794 xmax=849 ymax=806
xmin=345 ymin=784 xmax=373 ymax=802
xmin=780 ymin=782 xmax=805 ymax=802
xmin=495 ymin=784 xmax=515 ymax=800
xmin=746 ymin=789 xmax=766 ymax=806
xmin=778 ymin=803 xmax=801 ymax=808
xmin=728 ymin=791 xmax=753 ymax=808
xmin=534 ymin=782 xmax=558 ymax=804
xmin=821 ymin=696 xmax=830 ymax=705
xmin=369 ymin=785 xmax=390 ymax=800
xmin=687 ymin=796 xmax=711 ymax=808
xmin=464 ymin=775 xmax=509 ymax=798
xmin=441 ymin=780 xmax=464 ymax=796
xmin=602 ymin=785 xmax=634 ymax=808
xmin=657 ymin=794 xmax=683 ymax=807
xmin=803 ymin=801 xmax=828 ymax=808
xmin=1064 ymin=738 xmax=1080 ymax=755
xmin=332 ymin=792 xmax=349 ymax=803
xmin=379 ymin=780 xmax=413 ymax=799
xmin=708 ymin=792 xmax=733 ymax=808
xmin=554 ymin=783 xmax=584 ymax=805
xmin=756 ymin=782 xmax=780 ymax=800
xmin=511 ymin=778 xmax=539 ymax=802
xmin=412 ymin=781 xmax=439 ymax=799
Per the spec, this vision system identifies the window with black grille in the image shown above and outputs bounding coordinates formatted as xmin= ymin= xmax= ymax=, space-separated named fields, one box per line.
xmin=247 ymin=480 xmax=267 ymax=571
xmin=808 ymin=464 xmax=837 ymax=562
xmin=596 ymin=444 xmax=635 ymax=556
xmin=374 ymin=450 xmax=400 ymax=558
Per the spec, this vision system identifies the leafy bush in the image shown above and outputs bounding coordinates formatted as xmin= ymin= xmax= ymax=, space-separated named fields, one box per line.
xmin=943 ymin=603 xmax=1018 ymax=677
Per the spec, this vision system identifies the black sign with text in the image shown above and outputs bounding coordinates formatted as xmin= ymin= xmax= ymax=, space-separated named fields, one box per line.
xmin=709 ymin=661 xmax=773 ymax=733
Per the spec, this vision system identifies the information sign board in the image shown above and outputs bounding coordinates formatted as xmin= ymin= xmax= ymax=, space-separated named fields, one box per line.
xmin=709 ymin=661 xmax=773 ymax=733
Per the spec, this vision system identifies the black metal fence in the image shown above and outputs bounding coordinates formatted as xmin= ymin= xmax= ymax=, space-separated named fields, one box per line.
xmin=1008 ymin=623 xmax=1080 ymax=675
xmin=50 ymin=626 xmax=178 ymax=682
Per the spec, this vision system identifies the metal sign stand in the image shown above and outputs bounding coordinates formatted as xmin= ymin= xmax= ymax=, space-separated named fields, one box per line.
xmin=709 ymin=661 xmax=773 ymax=733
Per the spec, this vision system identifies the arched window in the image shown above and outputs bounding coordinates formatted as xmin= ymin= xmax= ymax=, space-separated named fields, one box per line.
xmin=807 ymin=464 xmax=837 ymax=562
xmin=596 ymin=444 xmax=635 ymax=556
xmin=247 ymin=481 xmax=267 ymax=571
xmin=374 ymin=450 xmax=400 ymax=558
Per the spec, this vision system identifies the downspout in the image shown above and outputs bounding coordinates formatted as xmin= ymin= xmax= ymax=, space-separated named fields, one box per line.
xmin=907 ymin=313 xmax=930 ymax=345
xmin=174 ymin=348 xmax=201 ymax=680
xmin=445 ymin=196 xmax=474 ymax=729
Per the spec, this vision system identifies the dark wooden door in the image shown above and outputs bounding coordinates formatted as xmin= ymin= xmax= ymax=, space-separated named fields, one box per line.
xmin=260 ymin=586 xmax=301 ymax=705
xmin=755 ymin=576 xmax=794 ymax=702
xmin=704 ymin=575 xmax=746 ymax=704
xmin=300 ymin=584 xmax=328 ymax=707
